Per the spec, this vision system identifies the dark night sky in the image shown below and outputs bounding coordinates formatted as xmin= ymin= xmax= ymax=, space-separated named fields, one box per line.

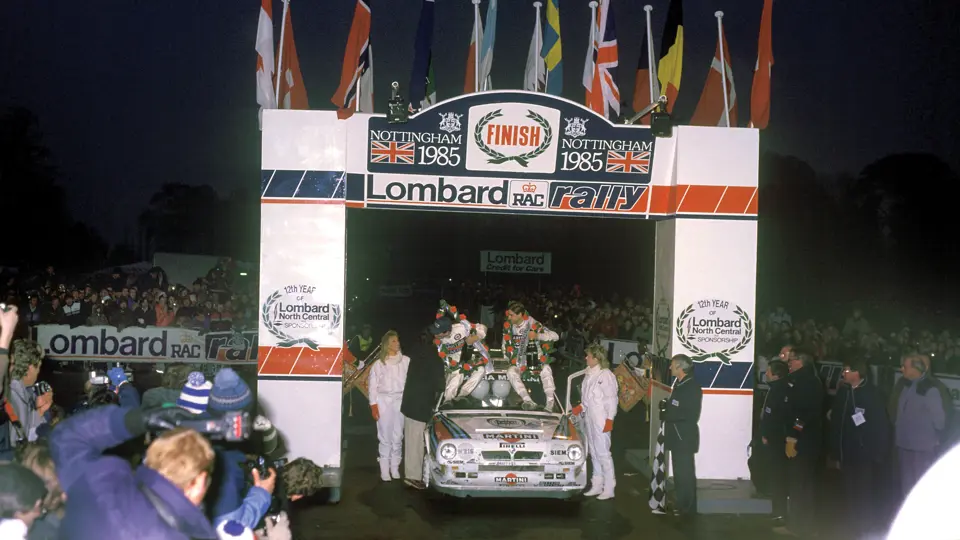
xmin=2 ymin=0 xmax=957 ymax=243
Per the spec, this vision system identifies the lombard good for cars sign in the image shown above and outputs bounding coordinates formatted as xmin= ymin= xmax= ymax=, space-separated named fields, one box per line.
xmin=360 ymin=91 xmax=656 ymax=218
xmin=480 ymin=250 xmax=551 ymax=275
xmin=675 ymin=298 xmax=754 ymax=365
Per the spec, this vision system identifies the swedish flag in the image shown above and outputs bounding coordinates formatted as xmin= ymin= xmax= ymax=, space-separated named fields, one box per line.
xmin=541 ymin=0 xmax=563 ymax=95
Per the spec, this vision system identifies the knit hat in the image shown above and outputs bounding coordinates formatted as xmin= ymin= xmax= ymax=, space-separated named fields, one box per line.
xmin=208 ymin=368 xmax=253 ymax=413
xmin=177 ymin=372 xmax=213 ymax=414
xmin=216 ymin=520 xmax=254 ymax=540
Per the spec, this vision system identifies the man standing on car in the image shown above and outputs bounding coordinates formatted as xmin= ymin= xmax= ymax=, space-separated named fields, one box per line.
xmin=502 ymin=301 xmax=560 ymax=411
xmin=660 ymin=354 xmax=702 ymax=517
xmin=430 ymin=316 xmax=489 ymax=402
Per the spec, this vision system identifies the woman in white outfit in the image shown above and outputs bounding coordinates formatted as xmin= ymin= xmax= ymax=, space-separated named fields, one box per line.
xmin=368 ymin=330 xmax=410 ymax=482
xmin=572 ymin=343 xmax=619 ymax=500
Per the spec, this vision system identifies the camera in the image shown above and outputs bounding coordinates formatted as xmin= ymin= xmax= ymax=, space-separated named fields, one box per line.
xmin=89 ymin=371 xmax=109 ymax=386
xmin=32 ymin=381 xmax=52 ymax=398
xmin=246 ymin=456 xmax=290 ymax=527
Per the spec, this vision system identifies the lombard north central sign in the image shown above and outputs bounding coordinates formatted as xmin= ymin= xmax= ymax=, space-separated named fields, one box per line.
xmin=358 ymin=91 xmax=657 ymax=218
xmin=480 ymin=250 xmax=551 ymax=275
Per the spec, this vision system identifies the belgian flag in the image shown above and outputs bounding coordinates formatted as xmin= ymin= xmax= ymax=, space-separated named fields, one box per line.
xmin=657 ymin=0 xmax=683 ymax=113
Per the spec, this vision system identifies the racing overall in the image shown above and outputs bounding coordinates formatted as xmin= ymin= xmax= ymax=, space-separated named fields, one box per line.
xmin=503 ymin=317 xmax=559 ymax=410
xmin=440 ymin=322 xmax=489 ymax=402
xmin=368 ymin=353 xmax=410 ymax=480
xmin=579 ymin=364 xmax=619 ymax=500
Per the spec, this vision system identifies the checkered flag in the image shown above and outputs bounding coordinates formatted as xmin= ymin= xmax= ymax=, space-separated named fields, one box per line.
xmin=648 ymin=419 xmax=668 ymax=513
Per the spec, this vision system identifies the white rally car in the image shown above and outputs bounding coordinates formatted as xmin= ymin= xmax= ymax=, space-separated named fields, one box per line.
xmin=422 ymin=360 xmax=589 ymax=499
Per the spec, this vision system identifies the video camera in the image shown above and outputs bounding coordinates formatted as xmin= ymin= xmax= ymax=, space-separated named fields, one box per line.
xmin=245 ymin=456 xmax=290 ymax=527
xmin=145 ymin=407 xmax=253 ymax=443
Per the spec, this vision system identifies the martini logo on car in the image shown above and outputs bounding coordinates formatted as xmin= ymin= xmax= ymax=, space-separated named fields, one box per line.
xmin=549 ymin=183 xmax=647 ymax=213
xmin=494 ymin=474 xmax=528 ymax=485
xmin=262 ymin=285 xmax=341 ymax=349
xmin=675 ymin=299 xmax=753 ymax=365
xmin=483 ymin=433 xmax=539 ymax=440
xmin=466 ymin=103 xmax=561 ymax=174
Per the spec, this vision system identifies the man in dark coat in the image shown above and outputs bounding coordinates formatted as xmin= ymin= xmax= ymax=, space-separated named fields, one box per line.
xmin=661 ymin=354 xmax=703 ymax=517
xmin=828 ymin=358 xmax=890 ymax=537
xmin=756 ymin=359 xmax=790 ymax=522
xmin=400 ymin=334 xmax=446 ymax=489
xmin=774 ymin=350 xmax=824 ymax=537
xmin=49 ymin=405 xmax=218 ymax=540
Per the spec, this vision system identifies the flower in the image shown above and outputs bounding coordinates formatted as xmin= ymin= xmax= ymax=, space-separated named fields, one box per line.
xmin=450 ymin=305 xmax=457 ymax=312
xmin=435 ymin=313 xmax=442 ymax=319
xmin=438 ymin=352 xmax=447 ymax=358
xmin=434 ymin=339 xmax=440 ymax=345
xmin=511 ymin=359 xmax=518 ymax=365
xmin=506 ymin=346 xmax=514 ymax=353
xmin=463 ymin=364 xmax=472 ymax=371
xmin=520 ymin=366 xmax=527 ymax=373
xmin=503 ymin=322 xmax=510 ymax=329
xmin=460 ymin=314 xmax=467 ymax=320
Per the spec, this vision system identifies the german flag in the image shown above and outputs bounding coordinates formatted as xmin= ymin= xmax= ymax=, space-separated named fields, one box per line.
xmin=656 ymin=0 xmax=683 ymax=113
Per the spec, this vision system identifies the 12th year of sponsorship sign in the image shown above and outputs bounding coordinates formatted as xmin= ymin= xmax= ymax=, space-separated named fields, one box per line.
xmin=363 ymin=91 xmax=656 ymax=217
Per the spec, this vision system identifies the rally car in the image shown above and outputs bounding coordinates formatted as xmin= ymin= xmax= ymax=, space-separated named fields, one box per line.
xmin=422 ymin=359 xmax=589 ymax=499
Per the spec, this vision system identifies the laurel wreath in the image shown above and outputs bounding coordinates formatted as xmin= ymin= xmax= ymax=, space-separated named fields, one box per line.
xmin=261 ymin=290 xmax=341 ymax=350
xmin=674 ymin=304 xmax=753 ymax=365
xmin=473 ymin=109 xmax=554 ymax=167
xmin=502 ymin=313 xmax=554 ymax=379
xmin=434 ymin=299 xmax=489 ymax=374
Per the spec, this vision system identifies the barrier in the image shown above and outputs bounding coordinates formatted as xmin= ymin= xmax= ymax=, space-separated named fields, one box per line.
xmin=35 ymin=325 xmax=258 ymax=363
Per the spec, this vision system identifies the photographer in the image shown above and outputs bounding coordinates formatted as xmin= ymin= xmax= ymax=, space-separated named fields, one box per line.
xmin=7 ymin=340 xmax=52 ymax=446
xmin=49 ymin=404 xmax=219 ymax=539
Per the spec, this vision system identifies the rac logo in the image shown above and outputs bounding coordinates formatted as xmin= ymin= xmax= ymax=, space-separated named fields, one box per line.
xmin=508 ymin=180 xmax=548 ymax=209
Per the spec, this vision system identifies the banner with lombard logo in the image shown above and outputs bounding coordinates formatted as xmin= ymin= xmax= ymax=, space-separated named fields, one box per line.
xmin=35 ymin=325 xmax=257 ymax=364
xmin=480 ymin=250 xmax=551 ymax=275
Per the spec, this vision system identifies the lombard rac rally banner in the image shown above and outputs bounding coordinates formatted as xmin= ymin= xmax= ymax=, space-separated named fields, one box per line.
xmin=480 ymin=250 xmax=551 ymax=274
xmin=359 ymin=91 xmax=656 ymax=218
xmin=35 ymin=325 xmax=259 ymax=363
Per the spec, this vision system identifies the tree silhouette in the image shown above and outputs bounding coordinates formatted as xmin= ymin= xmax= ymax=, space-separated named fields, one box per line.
xmin=0 ymin=107 xmax=107 ymax=269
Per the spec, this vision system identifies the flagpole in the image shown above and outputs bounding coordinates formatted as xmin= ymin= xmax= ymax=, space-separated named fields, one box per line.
xmin=473 ymin=0 xmax=481 ymax=94
xmin=587 ymin=0 xmax=598 ymax=90
xmin=715 ymin=11 xmax=731 ymax=128
xmin=355 ymin=69 xmax=362 ymax=112
xmin=274 ymin=0 xmax=291 ymax=105
xmin=534 ymin=2 xmax=543 ymax=92
xmin=644 ymin=5 xmax=658 ymax=99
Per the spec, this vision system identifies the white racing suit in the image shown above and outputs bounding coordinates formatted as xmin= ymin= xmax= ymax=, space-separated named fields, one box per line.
xmin=368 ymin=353 xmax=410 ymax=480
xmin=441 ymin=321 xmax=489 ymax=402
xmin=579 ymin=364 xmax=619 ymax=499
xmin=504 ymin=317 xmax=560 ymax=410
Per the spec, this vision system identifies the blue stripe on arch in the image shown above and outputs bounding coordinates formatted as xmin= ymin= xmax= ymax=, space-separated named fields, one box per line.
xmin=691 ymin=361 xmax=754 ymax=390
xmin=439 ymin=414 xmax=471 ymax=439
xmin=260 ymin=170 xmax=346 ymax=199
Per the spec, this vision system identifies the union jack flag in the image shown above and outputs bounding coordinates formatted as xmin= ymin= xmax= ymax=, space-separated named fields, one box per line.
xmin=369 ymin=141 xmax=415 ymax=164
xmin=582 ymin=0 xmax=619 ymax=119
xmin=606 ymin=150 xmax=651 ymax=174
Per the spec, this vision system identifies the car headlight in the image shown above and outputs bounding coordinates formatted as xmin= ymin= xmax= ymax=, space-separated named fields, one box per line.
xmin=567 ymin=444 xmax=583 ymax=461
xmin=439 ymin=443 xmax=457 ymax=460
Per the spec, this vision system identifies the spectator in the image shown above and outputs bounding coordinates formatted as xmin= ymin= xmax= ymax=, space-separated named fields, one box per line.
xmin=15 ymin=442 xmax=65 ymax=540
xmin=0 ymin=463 xmax=47 ymax=540
xmin=893 ymin=354 xmax=946 ymax=498
xmin=843 ymin=308 xmax=872 ymax=339
xmin=142 ymin=363 xmax=193 ymax=409
xmin=50 ymin=406 xmax=218 ymax=539
xmin=8 ymin=340 xmax=51 ymax=446
xmin=827 ymin=358 xmax=890 ymax=537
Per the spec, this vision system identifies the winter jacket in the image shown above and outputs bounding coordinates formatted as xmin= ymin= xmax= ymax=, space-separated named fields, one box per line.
xmin=400 ymin=343 xmax=446 ymax=423
xmin=49 ymin=406 xmax=217 ymax=540
xmin=783 ymin=366 xmax=824 ymax=459
xmin=759 ymin=378 xmax=788 ymax=443
xmin=580 ymin=365 xmax=618 ymax=428
xmin=828 ymin=381 xmax=890 ymax=464
xmin=895 ymin=375 xmax=946 ymax=452
xmin=663 ymin=375 xmax=703 ymax=454
xmin=368 ymin=353 xmax=410 ymax=407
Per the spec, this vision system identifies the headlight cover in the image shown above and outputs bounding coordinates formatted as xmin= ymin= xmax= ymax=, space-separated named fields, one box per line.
xmin=439 ymin=443 xmax=457 ymax=460
xmin=567 ymin=444 xmax=584 ymax=461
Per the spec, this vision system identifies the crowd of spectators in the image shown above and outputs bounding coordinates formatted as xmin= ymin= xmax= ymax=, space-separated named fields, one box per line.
xmin=1 ymin=262 xmax=258 ymax=335
xmin=439 ymin=281 xmax=960 ymax=376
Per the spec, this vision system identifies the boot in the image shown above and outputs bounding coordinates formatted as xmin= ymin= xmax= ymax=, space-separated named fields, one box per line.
xmin=379 ymin=458 xmax=391 ymax=482
xmin=584 ymin=477 xmax=604 ymax=497
xmin=390 ymin=456 xmax=401 ymax=480
xmin=597 ymin=481 xmax=616 ymax=500
xmin=597 ymin=459 xmax=616 ymax=500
